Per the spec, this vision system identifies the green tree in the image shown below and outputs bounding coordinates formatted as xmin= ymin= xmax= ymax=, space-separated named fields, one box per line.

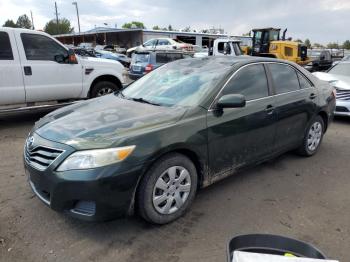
xmin=168 ymin=24 xmax=173 ymax=31
xmin=44 ymin=18 xmax=74 ymax=35
xmin=201 ymin=29 xmax=209 ymax=33
xmin=182 ymin=26 xmax=191 ymax=32
xmin=152 ymin=25 xmax=160 ymax=30
xmin=343 ymin=40 xmax=350 ymax=50
xmin=122 ymin=21 xmax=145 ymax=29
xmin=304 ymin=39 xmax=311 ymax=48
xmin=313 ymin=43 xmax=324 ymax=48
xmin=16 ymin=14 xmax=32 ymax=29
xmin=3 ymin=19 xmax=17 ymax=28
xmin=295 ymin=39 xmax=303 ymax=43
xmin=327 ymin=42 xmax=339 ymax=49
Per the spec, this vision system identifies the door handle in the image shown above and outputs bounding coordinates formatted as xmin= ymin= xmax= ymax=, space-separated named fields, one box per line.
xmin=265 ymin=105 xmax=274 ymax=114
xmin=24 ymin=66 xmax=32 ymax=76
xmin=309 ymin=93 xmax=317 ymax=99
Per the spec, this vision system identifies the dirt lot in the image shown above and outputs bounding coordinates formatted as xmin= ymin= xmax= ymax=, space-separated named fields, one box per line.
xmin=0 ymin=110 xmax=349 ymax=262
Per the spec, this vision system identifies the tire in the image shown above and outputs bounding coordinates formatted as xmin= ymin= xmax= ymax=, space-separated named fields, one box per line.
xmin=137 ymin=153 xmax=198 ymax=224
xmin=90 ymin=81 xmax=119 ymax=98
xmin=297 ymin=116 xmax=324 ymax=156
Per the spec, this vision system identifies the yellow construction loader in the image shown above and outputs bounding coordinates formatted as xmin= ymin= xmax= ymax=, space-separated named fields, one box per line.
xmin=250 ymin=28 xmax=310 ymax=66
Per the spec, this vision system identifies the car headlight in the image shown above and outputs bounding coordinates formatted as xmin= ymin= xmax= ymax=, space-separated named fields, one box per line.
xmin=57 ymin=146 xmax=135 ymax=171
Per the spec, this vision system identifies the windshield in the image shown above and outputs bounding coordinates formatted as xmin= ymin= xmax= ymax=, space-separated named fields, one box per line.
xmin=328 ymin=63 xmax=350 ymax=76
xmin=121 ymin=59 xmax=229 ymax=107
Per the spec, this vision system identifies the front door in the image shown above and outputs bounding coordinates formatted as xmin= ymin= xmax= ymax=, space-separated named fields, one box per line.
xmin=207 ymin=63 xmax=277 ymax=181
xmin=15 ymin=32 xmax=82 ymax=102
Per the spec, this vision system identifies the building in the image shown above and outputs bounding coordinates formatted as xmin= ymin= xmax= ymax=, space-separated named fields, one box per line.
xmin=54 ymin=27 xmax=252 ymax=49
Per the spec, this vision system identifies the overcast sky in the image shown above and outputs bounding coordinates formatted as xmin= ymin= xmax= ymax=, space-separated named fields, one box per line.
xmin=0 ymin=0 xmax=349 ymax=44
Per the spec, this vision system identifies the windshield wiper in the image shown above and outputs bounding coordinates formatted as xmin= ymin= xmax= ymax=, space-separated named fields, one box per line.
xmin=131 ymin=97 xmax=161 ymax=106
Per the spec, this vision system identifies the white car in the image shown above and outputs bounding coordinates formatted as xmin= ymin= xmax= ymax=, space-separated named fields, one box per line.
xmin=127 ymin=38 xmax=193 ymax=55
xmin=313 ymin=61 xmax=350 ymax=117
xmin=0 ymin=27 xmax=125 ymax=113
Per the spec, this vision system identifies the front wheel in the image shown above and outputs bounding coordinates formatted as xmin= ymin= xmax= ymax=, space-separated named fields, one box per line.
xmin=90 ymin=81 xmax=118 ymax=98
xmin=137 ymin=153 xmax=198 ymax=224
xmin=297 ymin=116 xmax=324 ymax=156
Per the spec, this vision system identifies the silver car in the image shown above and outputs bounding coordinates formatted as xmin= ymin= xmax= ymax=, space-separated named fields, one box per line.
xmin=314 ymin=61 xmax=350 ymax=116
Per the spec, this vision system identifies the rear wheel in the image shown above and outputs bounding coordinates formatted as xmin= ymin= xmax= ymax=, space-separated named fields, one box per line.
xmin=90 ymin=81 xmax=118 ymax=98
xmin=297 ymin=116 xmax=324 ymax=156
xmin=138 ymin=153 xmax=198 ymax=224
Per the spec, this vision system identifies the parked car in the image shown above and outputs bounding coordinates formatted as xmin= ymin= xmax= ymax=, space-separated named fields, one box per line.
xmin=95 ymin=50 xmax=131 ymax=68
xmin=305 ymin=50 xmax=333 ymax=72
xmin=332 ymin=54 xmax=350 ymax=66
xmin=313 ymin=61 xmax=350 ymax=117
xmin=127 ymin=38 xmax=193 ymax=56
xmin=95 ymin=44 xmax=127 ymax=54
xmin=72 ymin=47 xmax=96 ymax=58
xmin=0 ymin=28 xmax=125 ymax=113
xmin=25 ymin=56 xmax=335 ymax=224
xmin=128 ymin=50 xmax=192 ymax=80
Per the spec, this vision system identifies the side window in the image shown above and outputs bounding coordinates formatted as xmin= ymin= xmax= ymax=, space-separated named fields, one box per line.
xmin=144 ymin=39 xmax=155 ymax=47
xmin=0 ymin=32 xmax=14 ymax=60
xmin=297 ymin=72 xmax=313 ymax=89
xmin=158 ymin=39 xmax=170 ymax=45
xmin=156 ymin=53 xmax=171 ymax=63
xmin=268 ymin=64 xmax=300 ymax=94
xmin=222 ymin=64 xmax=269 ymax=101
xmin=217 ymin=42 xmax=225 ymax=54
xmin=21 ymin=33 xmax=68 ymax=61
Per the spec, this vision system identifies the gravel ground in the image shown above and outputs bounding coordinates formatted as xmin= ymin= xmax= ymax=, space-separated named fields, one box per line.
xmin=0 ymin=111 xmax=349 ymax=262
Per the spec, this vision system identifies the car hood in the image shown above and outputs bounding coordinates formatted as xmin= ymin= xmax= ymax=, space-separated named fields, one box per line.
xmin=80 ymin=56 xmax=123 ymax=68
xmin=313 ymin=72 xmax=350 ymax=90
xmin=34 ymin=95 xmax=187 ymax=149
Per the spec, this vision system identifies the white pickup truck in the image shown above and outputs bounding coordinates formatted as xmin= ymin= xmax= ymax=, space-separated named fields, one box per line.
xmin=0 ymin=27 xmax=125 ymax=113
xmin=194 ymin=38 xmax=242 ymax=58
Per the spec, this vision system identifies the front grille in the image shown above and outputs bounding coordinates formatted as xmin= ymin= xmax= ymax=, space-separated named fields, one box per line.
xmin=336 ymin=106 xmax=349 ymax=112
xmin=25 ymin=144 xmax=63 ymax=171
xmin=336 ymin=90 xmax=350 ymax=100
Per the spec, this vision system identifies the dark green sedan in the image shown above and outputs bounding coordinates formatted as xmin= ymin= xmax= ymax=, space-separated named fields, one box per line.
xmin=24 ymin=57 xmax=336 ymax=224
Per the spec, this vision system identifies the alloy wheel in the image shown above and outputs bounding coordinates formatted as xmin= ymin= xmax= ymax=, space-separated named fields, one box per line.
xmin=307 ymin=121 xmax=322 ymax=151
xmin=152 ymin=166 xmax=191 ymax=215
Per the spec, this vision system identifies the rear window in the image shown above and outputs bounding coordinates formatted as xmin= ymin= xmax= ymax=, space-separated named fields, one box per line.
xmin=156 ymin=53 xmax=183 ymax=64
xmin=0 ymin=32 xmax=14 ymax=60
xmin=132 ymin=53 xmax=150 ymax=64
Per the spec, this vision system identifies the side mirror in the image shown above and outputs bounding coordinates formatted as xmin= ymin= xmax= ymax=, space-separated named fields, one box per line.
xmin=54 ymin=54 xmax=65 ymax=63
xmin=68 ymin=49 xmax=78 ymax=64
xmin=216 ymin=94 xmax=246 ymax=109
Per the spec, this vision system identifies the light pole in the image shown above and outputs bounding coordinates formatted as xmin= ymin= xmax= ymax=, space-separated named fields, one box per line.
xmin=72 ymin=1 xmax=81 ymax=33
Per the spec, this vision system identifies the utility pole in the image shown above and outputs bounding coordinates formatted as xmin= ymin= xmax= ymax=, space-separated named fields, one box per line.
xmin=30 ymin=10 xmax=34 ymax=30
xmin=54 ymin=2 xmax=60 ymax=34
xmin=72 ymin=2 xmax=81 ymax=33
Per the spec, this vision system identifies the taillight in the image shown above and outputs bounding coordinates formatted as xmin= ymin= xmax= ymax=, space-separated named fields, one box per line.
xmin=145 ymin=64 xmax=153 ymax=73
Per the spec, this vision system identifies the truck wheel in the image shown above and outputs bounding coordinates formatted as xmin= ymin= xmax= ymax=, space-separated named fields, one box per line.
xmin=297 ymin=116 xmax=324 ymax=157
xmin=90 ymin=81 xmax=118 ymax=98
xmin=137 ymin=153 xmax=198 ymax=224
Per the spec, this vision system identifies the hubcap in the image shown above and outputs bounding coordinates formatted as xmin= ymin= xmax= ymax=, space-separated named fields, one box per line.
xmin=97 ymin=87 xmax=114 ymax=97
xmin=307 ymin=121 xmax=322 ymax=151
xmin=152 ymin=166 xmax=191 ymax=215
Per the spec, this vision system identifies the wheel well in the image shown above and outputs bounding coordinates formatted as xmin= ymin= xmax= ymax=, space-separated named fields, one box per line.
xmin=318 ymin=111 xmax=328 ymax=132
xmin=89 ymin=75 xmax=122 ymax=97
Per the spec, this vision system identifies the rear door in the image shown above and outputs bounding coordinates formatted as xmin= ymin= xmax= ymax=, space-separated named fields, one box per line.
xmin=0 ymin=30 xmax=26 ymax=105
xmin=267 ymin=63 xmax=317 ymax=152
xmin=207 ymin=63 xmax=277 ymax=179
xmin=15 ymin=32 xmax=83 ymax=102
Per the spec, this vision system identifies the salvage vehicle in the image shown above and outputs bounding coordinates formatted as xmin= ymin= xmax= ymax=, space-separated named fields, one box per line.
xmin=128 ymin=50 xmax=191 ymax=80
xmin=127 ymin=38 xmax=193 ymax=57
xmin=0 ymin=28 xmax=125 ymax=113
xmin=95 ymin=50 xmax=131 ymax=68
xmin=251 ymin=28 xmax=310 ymax=66
xmin=24 ymin=56 xmax=335 ymax=224
xmin=194 ymin=38 xmax=242 ymax=58
xmin=305 ymin=50 xmax=333 ymax=72
xmin=313 ymin=61 xmax=350 ymax=117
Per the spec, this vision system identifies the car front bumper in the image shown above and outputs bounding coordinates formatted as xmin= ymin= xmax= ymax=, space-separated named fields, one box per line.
xmin=24 ymin=133 xmax=144 ymax=221
xmin=335 ymin=99 xmax=350 ymax=117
